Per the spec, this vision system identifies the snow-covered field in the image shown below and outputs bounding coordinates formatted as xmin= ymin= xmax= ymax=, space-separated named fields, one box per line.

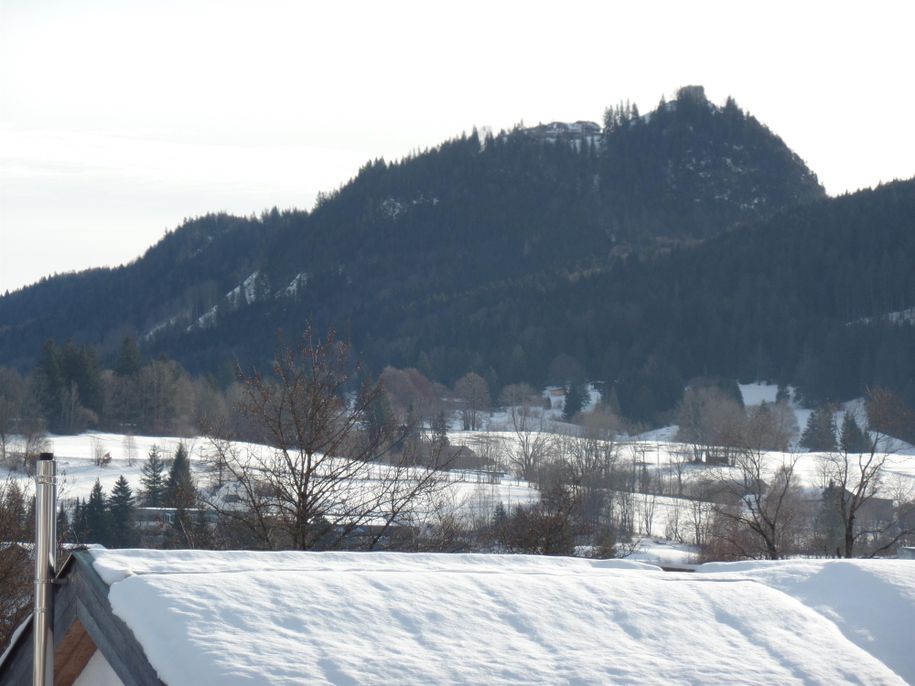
xmin=88 ymin=548 xmax=915 ymax=685
xmin=4 ymin=432 xmax=202 ymax=503
xmin=3 ymin=383 xmax=913 ymax=540
xmin=2 ymin=432 xmax=539 ymax=517
xmin=611 ymin=439 xmax=915 ymax=492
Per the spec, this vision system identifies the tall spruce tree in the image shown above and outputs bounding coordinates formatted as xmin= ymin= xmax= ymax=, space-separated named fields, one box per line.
xmin=563 ymin=383 xmax=586 ymax=421
xmin=165 ymin=443 xmax=196 ymax=510
xmin=839 ymin=412 xmax=870 ymax=454
xmin=56 ymin=504 xmax=70 ymax=544
xmin=164 ymin=443 xmax=197 ymax=548
xmin=140 ymin=446 xmax=166 ymax=506
xmin=107 ymin=475 xmax=137 ymax=548
xmin=114 ymin=337 xmax=142 ymax=378
xmin=33 ymin=339 xmax=64 ymax=429
xmin=83 ymin=479 xmax=110 ymax=545
xmin=70 ymin=498 xmax=85 ymax=543
xmin=800 ymin=405 xmax=838 ymax=452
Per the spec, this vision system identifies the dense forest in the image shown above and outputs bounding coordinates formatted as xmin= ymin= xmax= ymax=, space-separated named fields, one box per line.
xmin=1 ymin=86 xmax=912 ymax=421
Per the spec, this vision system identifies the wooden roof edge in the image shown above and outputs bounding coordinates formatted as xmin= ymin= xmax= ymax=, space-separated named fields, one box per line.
xmin=63 ymin=550 xmax=164 ymax=686
xmin=0 ymin=548 xmax=164 ymax=686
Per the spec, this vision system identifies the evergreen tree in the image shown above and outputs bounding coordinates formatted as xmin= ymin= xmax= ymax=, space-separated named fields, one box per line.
xmin=60 ymin=340 xmax=103 ymax=417
xmin=776 ymin=383 xmax=791 ymax=404
xmin=563 ymin=383 xmax=586 ymax=421
xmin=491 ymin=501 xmax=509 ymax=543
xmin=816 ymin=481 xmax=844 ymax=557
xmin=431 ymin=410 xmax=449 ymax=451
xmin=57 ymin=503 xmax=70 ymax=544
xmin=164 ymin=443 xmax=197 ymax=547
xmin=839 ymin=411 xmax=870 ymax=454
xmin=165 ymin=443 xmax=196 ymax=510
xmin=365 ymin=389 xmax=395 ymax=446
xmin=83 ymin=479 xmax=110 ymax=545
xmin=114 ymin=337 xmax=142 ymax=378
xmin=107 ymin=475 xmax=137 ymax=548
xmin=33 ymin=339 xmax=64 ymax=428
xmin=70 ymin=498 xmax=86 ymax=543
xmin=32 ymin=338 xmax=103 ymax=433
xmin=140 ymin=446 xmax=166 ymax=506
xmin=800 ymin=406 xmax=838 ymax=452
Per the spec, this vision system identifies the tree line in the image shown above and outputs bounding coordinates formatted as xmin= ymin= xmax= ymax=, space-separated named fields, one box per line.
xmin=4 ymin=331 xmax=914 ymax=658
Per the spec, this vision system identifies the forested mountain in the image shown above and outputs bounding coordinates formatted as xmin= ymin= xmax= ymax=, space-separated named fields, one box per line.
xmin=388 ymin=178 xmax=915 ymax=420
xmin=6 ymin=86 xmax=912 ymax=417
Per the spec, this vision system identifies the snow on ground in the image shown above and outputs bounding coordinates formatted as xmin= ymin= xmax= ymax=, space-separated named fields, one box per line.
xmin=632 ymin=424 xmax=679 ymax=442
xmin=736 ymin=383 xmax=915 ymax=454
xmin=697 ymin=559 xmax=915 ymax=684
xmin=609 ymin=438 xmax=915 ymax=491
xmin=4 ymin=433 xmax=194 ymax=503
xmin=625 ymin=538 xmax=700 ymax=567
xmin=90 ymin=548 xmax=909 ymax=685
xmin=2 ymin=433 xmax=539 ymax=518
xmin=5 ymin=425 xmax=914 ymax=523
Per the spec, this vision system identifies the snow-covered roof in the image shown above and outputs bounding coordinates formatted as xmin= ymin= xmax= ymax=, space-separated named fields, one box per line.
xmin=80 ymin=549 xmax=912 ymax=685
xmin=4 ymin=548 xmax=911 ymax=684
xmin=697 ymin=558 xmax=915 ymax=684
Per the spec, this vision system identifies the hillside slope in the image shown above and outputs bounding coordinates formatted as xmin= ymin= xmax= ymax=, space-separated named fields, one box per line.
xmin=0 ymin=86 xmax=822 ymax=379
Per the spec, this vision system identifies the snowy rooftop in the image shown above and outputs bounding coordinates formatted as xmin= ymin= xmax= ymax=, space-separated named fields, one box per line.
xmin=87 ymin=549 xmax=913 ymax=685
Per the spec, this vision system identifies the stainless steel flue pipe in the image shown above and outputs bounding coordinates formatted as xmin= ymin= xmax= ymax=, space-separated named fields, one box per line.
xmin=33 ymin=452 xmax=56 ymax=686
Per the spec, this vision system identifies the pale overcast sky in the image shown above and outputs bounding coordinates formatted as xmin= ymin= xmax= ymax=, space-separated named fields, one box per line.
xmin=1 ymin=0 xmax=913 ymax=294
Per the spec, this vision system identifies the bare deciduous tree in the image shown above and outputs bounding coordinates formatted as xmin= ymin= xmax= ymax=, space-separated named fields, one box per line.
xmin=819 ymin=393 xmax=915 ymax=557
xmin=639 ymin=493 xmax=658 ymax=537
xmin=380 ymin=367 xmax=444 ymax=425
xmin=123 ymin=433 xmax=137 ymax=467
xmin=18 ymin=418 xmax=49 ymax=475
xmin=454 ymin=372 xmax=490 ymax=431
xmin=499 ymin=384 xmax=554 ymax=483
xmin=203 ymin=330 xmax=451 ymax=551
xmin=686 ymin=497 xmax=714 ymax=548
xmin=0 ymin=479 xmax=32 ymax=655
xmin=676 ymin=386 xmax=744 ymax=462
xmin=712 ymin=451 xmax=803 ymax=560
xmin=556 ymin=430 xmax=619 ymax=532
xmin=90 ymin=435 xmax=105 ymax=466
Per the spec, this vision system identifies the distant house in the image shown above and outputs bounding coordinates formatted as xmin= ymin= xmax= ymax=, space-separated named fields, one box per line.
xmin=133 ymin=508 xmax=217 ymax=545
xmin=546 ymin=386 xmax=566 ymax=410
xmin=400 ymin=443 xmax=494 ymax=474
xmin=522 ymin=121 xmax=602 ymax=149
xmin=699 ymin=445 xmax=734 ymax=466
xmin=442 ymin=445 xmax=495 ymax=472
xmin=821 ymin=485 xmax=896 ymax=529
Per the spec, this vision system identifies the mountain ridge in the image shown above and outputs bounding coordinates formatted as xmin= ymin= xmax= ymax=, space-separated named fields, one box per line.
xmin=6 ymin=86 xmax=891 ymax=412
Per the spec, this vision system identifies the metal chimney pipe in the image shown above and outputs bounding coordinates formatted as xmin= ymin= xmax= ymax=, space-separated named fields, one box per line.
xmin=33 ymin=452 xmax=56 ymax=686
